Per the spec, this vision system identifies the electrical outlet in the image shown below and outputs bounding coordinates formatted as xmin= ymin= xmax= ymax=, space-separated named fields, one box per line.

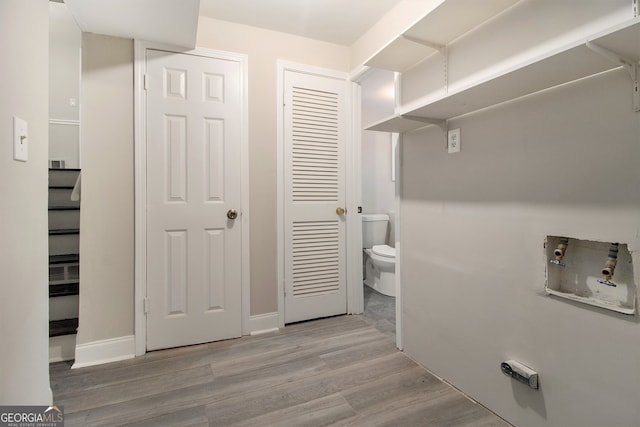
xmin=13 ymin=116 xmax=28 ymax=162
xmin=448 ymin=128 xmax=461 ymax=154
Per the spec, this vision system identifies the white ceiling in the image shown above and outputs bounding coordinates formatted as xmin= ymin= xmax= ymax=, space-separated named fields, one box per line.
xmin=199 ymin=0 xmax=404 ymax=46
xmin=62 ymin=0 xmax=403 ymax=49
xmin=64 ymin=0 xmax=200 ymax=48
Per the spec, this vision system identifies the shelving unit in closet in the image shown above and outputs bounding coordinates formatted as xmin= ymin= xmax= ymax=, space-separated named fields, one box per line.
xmin=363 ymin=1 xmax=640 ymax=133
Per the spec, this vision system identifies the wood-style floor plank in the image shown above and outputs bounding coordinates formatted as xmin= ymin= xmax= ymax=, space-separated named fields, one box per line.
xmin=229 ymin=393 xmax=356 ymax=427
xmin=51 ymin=315 xmax=509 ymax=426
xmin=56 ymin=364 xmax=214 ymax=413
xmin=119 ymin=405 xmax=210 ymax=427
xmin=205 ymin=352 xmax=416 ymax=425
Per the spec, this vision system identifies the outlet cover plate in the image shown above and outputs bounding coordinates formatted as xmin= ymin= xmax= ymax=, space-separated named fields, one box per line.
xmin=13 ymin=116 xmax=28 ymax=162
xmin=448 ymin=128 xmax=461 ymax=154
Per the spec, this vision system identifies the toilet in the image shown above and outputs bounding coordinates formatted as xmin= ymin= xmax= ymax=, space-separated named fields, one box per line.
xmin=362 ymin=213 xmax=396 ymax=297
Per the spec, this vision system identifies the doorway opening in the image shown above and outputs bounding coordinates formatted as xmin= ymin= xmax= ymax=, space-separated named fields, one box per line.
xmin=358 ymin=68 xmax=402 ymax=348
xmin=48 ymin=0 xmax=82 ymax=364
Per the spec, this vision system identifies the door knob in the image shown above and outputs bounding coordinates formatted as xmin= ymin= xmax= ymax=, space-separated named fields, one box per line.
xmin=227 ymin=209 xmax=238 ymax=220
xmin=336 ymin=207 xmax=346 ymax=216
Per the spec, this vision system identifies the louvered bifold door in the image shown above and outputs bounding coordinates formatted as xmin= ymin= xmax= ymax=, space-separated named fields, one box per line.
xmin=284 ymin=71 xmax=347 ymax=324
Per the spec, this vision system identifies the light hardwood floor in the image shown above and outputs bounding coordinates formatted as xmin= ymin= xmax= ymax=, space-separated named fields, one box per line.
xmin=50 ymin=315 xmax=510 ymax=426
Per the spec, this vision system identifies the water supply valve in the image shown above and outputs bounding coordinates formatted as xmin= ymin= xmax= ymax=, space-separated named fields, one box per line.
xmin=550 ymin=237 xmax=569 ymax=267
xmin=598 ymin=242 xmax=619 ymax=287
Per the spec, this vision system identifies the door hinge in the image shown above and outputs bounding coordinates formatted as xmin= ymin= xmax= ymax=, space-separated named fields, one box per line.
xmin=144 ymin=297 xmax=150 ymax=315
xmin=143 ymin=74 xmax=148 ymax=91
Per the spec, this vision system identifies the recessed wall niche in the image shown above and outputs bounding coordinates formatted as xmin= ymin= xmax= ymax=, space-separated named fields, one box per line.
xmin=545 ymin=236 xmax=636 ymax=315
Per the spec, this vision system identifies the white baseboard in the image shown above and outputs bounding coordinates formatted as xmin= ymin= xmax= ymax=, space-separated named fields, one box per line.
xmin=72 ymin=335 xmax=135 ymax=369
xmin=248 ymin=312 xmax=279 ymax=335
xmin=49 ymin=335 xmax=77 ymax=363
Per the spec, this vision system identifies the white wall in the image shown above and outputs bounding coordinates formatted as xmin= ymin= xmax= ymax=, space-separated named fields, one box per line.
xmin=197 ymin=17 xmax=350 ymax=315
xmin=49 ymin=2 xmax=81 ymax=168
xmin=361 ymin=69 xmax=396 ymax=216
xmin=65 ymin=17 xmax=348 ymax=357
xmin=361 ymin=131 xmax=395 ymax=216
xmin=78 ymin=33 xmax=134 ymax=344
xmin=400 ymin=2 xmax=640 ymax=425
xmin=0 ymin=0 xmax=52 ymax=405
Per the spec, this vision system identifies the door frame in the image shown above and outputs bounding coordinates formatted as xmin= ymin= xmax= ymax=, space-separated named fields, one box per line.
xmin=133 ymin=41 xmax=250 ymax=356
xmin=351 ymin=66 xmax=403 ymax=350
xmin=276 ymin=60 xmax=362 ymax=327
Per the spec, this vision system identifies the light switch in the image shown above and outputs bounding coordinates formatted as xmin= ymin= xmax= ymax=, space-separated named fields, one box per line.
xmin=13 ymin=116 xmax=28 ymax=162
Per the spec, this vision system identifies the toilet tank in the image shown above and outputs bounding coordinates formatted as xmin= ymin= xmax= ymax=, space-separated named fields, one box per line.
xmin=362 ymin=214 xmax=389 ymax=249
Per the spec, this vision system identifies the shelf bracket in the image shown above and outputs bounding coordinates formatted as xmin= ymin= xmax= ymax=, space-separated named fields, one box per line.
xmin=400 ymin=35 xmax=449 ymax=92
xmin=400 ymin=34 xmax=445 ymax=55
xmin=401 ymin=115 xmax=447 ymax=131
xmin=586 ymin=41 xmax=639 ymax=112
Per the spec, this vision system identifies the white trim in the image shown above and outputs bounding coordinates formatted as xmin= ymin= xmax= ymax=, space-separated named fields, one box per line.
xmin=49 ymin=119 xmax=80 ymax=126
xmin=276 ymin=63 xmax=285 ymax=328
xmin=393 ymin=71 xmax=404 ymax=349
xmin=248 ymin=312 xmax=280 ymax=335
xmin=239 ymin=52 xmax=251 ymax=337
xmin=276 ymin=60 xmax=354 ymax=327
xmin=394 ymin=133 xmax=403 ymax=350
xmin=347 ymin=81 xmax=364 ymax=315
xmin=394 ymin=71 xmax=402 ymax=113
xmin=134 ymin=40 xmax=250 ymax=356
xmin=72 ymin=335 xmax=135 ymax=369
xmin=277 ymin=60 xmax=349 ymax=81
xmin=78 ymin=46 xmax=82 ymax=169
xmin=134 ymin=40 xmax=147 ymax=356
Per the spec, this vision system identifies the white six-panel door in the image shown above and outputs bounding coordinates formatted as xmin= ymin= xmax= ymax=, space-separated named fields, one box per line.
xmin=145 ymin=49 xmax=243 ymax=350
xmin=284 ymin=70 xmax=348 ymax=323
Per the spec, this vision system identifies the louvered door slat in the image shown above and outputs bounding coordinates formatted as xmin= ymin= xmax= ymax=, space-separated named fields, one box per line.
xmin=291 ymin=220 xmax=340 ymax=296
xmin=291 ymin=85 xmax=340 ymax=204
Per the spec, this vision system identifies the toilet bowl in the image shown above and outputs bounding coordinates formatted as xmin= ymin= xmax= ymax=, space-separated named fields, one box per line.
xmin=362 ymin=213 xmax=396 ymax=297
xmin=364 ymin=244 xmax=396 ymax=296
